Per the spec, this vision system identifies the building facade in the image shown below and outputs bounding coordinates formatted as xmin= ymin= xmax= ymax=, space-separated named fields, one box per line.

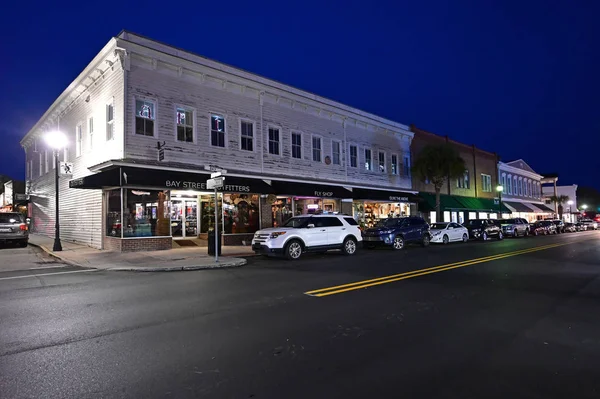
xmin=410 ymin=126 xmax=507 ymax=224
xmin=21 ymin=31 xmax=418 ymax=251
xmin=498 ymin=160 xmax=554 ymax=222
xmin=542 ymin=184 xmax=578 ymax=222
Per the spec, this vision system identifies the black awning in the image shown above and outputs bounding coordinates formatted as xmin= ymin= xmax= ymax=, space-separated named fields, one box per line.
xmin=504 ymin=201 xmax=534 ymax=213
xmin=69 ymin=167 xmax=122 ymax=189
xmin=535 ymin=203 xmax=555 ymax=213
xmin=353 ymin=187 xmax=420 ymax=203
xmin=270 ymin=180 xmax=353 ymax=198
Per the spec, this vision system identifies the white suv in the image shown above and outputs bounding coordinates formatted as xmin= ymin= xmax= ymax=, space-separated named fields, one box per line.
xmin=252 ymin=214 xmax=362 ymax=260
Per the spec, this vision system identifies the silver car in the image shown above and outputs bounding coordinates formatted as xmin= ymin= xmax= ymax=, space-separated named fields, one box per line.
xmin=0 ymin=212 xmax=29 ymax=247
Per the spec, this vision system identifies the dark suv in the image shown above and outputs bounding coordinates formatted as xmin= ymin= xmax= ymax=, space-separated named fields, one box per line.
xmin=362 ymin=217 xmax=431 ymax=250
xmin=464 ymin=219 xmax=503 ymax=241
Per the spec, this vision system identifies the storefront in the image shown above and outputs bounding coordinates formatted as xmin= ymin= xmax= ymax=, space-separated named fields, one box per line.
xmin=350 ymin=188 xmax=419 ymax=229
xmin=418 ymin=193 xmax=511 ymax=224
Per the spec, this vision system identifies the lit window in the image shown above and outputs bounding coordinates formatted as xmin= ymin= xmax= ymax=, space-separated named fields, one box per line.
xmin=268 ymin=127 xmax=280 ymax=155
xmin=210 ymin=114 xmax=225 ymax=147
xmin=349 ymin=145 xmax=357 ymax=168
xmin=176 ymin=107 xmax=194 ymax=143
xmin=378 ymin=152 xmax=385 ymax=173
xmin=135 ymin=99 xmax=155 ymax=136
xmin=312 ymin=136 xmax=322 ymax=162
xmin=291 ymin=132 xmax=302 ymax=159
xmin=240 ymin=121 xmax=254 ymax=151
xmin=332 ymin=141 xmax=341 ymax=165
xmin=365 ymin=149 xmax=372 ymax=171
xmin=106 ymin=102 xmax=114 ymax=141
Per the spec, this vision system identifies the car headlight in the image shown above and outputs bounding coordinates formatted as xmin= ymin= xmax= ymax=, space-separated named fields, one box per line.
xmin=269 ymin=232 xmax=287 ymax=239
xmin=472 ymin=229 xmax=480 ymax=233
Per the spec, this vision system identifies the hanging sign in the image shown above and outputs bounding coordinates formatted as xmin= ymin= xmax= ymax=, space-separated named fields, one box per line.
xmin=60 ymin=162 xmax=74 ymax=176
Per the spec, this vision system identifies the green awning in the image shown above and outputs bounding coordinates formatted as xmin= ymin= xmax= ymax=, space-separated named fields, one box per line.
xmin=418 ymin=193 xmax=469 ymax=212
xmin=418 ymin=193 xmax=510 ymax=213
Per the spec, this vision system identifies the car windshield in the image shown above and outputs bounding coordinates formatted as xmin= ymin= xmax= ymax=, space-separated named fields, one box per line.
xmin=503 ymin=219 xmax=517 ymax=224
xmin=375 ymin=218 xmax=403 ymax=228
xmin=430 ymin=223 xmax=448 ymax=230
xmin=0 ymin=214 xmax=23 ymax=224
xmin=283 ymin=217 xmax=312 ymax=228
xmin=466 ymin=220 xmax=483 ymax=226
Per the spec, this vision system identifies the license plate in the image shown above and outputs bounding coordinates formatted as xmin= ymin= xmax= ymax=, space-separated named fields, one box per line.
xmin=0 ymin=228 xmax=11 ymax=233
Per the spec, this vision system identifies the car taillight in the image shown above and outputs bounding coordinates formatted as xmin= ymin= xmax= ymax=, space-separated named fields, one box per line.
xmin=19 ymin=223 xmax=27 ymax=231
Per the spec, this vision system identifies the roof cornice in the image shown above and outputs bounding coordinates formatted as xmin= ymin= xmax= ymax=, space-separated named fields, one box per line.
xmin=498 ymin=161 xmax=543 ymax=180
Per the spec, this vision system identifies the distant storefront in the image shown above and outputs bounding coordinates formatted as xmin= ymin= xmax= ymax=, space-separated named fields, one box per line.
xmin=418 ymin=193 xmax=511 ymax=224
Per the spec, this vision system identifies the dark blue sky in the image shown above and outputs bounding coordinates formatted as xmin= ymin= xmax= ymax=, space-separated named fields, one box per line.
xmin=1 ymin=0 xmax=598 ymax=189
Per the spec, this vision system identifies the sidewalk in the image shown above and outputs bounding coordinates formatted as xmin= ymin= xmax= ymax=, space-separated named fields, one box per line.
xmin=28 ymin=234 xmax=249 ymax=272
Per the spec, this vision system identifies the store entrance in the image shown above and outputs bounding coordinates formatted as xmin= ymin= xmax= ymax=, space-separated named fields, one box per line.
xmin=171 ymin=193 xmax=199 ymax=239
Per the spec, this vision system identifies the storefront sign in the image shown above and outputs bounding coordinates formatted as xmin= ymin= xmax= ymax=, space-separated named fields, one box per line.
xmin=389 ymin=196 xmax=409 ymax=202
xmin=315 ymin=191 xmax=334 ymax=197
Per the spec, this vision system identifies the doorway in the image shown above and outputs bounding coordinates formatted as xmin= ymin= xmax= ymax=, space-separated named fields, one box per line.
xmin=171 ymin=198 xmax=198 ymax=238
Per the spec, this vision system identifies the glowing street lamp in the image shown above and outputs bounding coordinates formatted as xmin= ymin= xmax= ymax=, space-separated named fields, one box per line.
xmin=496 ymin=185 xmax=504 ymax=217
xmin=44 ymin=131 xmax=68 ymax=251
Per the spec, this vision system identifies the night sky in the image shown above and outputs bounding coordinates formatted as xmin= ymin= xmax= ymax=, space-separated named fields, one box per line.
xmin=1 ymin=1 xmax=598 ymax=189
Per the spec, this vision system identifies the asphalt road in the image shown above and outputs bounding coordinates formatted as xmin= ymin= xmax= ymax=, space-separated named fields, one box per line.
xmin=1 ymin=231 xmax=600 ymax=398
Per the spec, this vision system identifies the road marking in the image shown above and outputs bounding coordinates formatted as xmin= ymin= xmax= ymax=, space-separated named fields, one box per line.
xmin=0 ymin=269 xmax=99 ymax=281
xmin=305 ymin=242 xmax=569 ymax=297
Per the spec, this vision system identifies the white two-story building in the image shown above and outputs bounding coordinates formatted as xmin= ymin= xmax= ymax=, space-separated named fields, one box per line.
xmin=21 ymin=31 xmax=417 ymax=251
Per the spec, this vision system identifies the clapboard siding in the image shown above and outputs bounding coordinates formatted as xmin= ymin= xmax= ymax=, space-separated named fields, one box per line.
xmin=25 ymin=65 xmax=124 ymax=248
xmin=125 ymin=57 xmax=413 ymax=190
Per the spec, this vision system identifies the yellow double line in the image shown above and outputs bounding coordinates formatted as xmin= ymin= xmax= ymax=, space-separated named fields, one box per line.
xmin=305 ymin=242 xmax=568 ymax=297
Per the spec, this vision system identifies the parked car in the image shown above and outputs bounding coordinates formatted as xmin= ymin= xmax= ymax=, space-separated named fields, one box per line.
xmin=500 ymin=218 xmax=530 ymax=237
xmin=464 ymin=219 xmax=503 ymax=241
xmin=580 ymin=219 xmax=598 ymax=230
xmin=0 ymin=212 xmax=29 ymax=247
xmin=575 ymin=222 xmax=587 ymax=231
xmin=429 ymin=222 xmax=469 ymax=244
xmin=552 ymin=219 xmax=565 ymax=233
xmin=531 ymin=220 xmax=557 ymax=235
xmin=563 ymin=222 xmax=577 ymax=233
xmin=362 ymin=217 xmax=431 ymax=250
xmin=251 ymin=214 xmax=362 ymax=260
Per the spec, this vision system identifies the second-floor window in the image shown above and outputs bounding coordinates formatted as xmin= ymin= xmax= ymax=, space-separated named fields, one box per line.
xmin=39 ymin=153 xmax=43 ymax=177
xmin=332 ymin=141 xmax=341 ymax=165
xmin=507 ymin=175 xmax=512 ymax=194
xmin=268 ymin=127 xmax=280 ymax=155
xmin=365 ymin=149 xmax=372 ymax=171
xmin=501 ymin=174 xmax=507 ymax=194
xmin=44 ymin=150 xmax=49 ymax=173
xmin=312 ymin=136 xmax=322 ymax=162
xmin=88 ymin=117 xmax=94 ymax=150
xmin=176 ymin=107 xmax=194 ymax=143
xmin=210 ymin=114 xmax=225 ymax=147
xmin=291 ymin=132 xmax=302 ymax=159
xmin=513 ymin=176 xmax=518 ymax=195
xmin=518 ymin=179 xmax=523 ymax=196
xmin=106 ymin=102 xmax=114 ymax=141
xmin=403 ymin=156 xmax=410 ymax=177
xmin=240 ymin=120 xmax=254 ymax=151
xmin=378 ymin=152 xmax=385 ymax=173
xmin=349 ymin=145 xmax=357 ymax=168
xmin=457 ymin=170 xmax=470 ymax=189
xmin=481 ymin=174 xmax=492 ymax=192
xmin=76 ymin=125 xmax=82 ymax=157
xmin=135 ymin=100 xmax=155 ymax=137
xmin=528 ymin=181 xmax=533 ymax=197
xmin=391 ymin=154 xmax=398 ymax=175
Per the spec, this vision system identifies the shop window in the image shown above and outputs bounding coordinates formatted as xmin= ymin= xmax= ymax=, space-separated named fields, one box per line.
xmin=291 ymin=132 xmax=302 ymax=159
xmin=106 ymin=189 xmax=121 ymax=237
xmin=176 ymin=107 xmax=194 ymax=143
xmin=443 ymin=211 xmax=451 ymax=222
xmin=268 ymin=127 xmax=280 ymax=155
xmin=312 ymin=136 xmax=322 ymax=162
xmin=106 ymin=102 xmax=114 ymax=141
xmin=349 ymin=145 xmax=357 ymax=168
xmin=468 ymin=212 xmax=477 ymax=220
xmin=241 ymin=120 xmax=254 ymax=151
xmin=200 ymin=194 xmax=222 ymax=233
xmin=378 ymin=152 xmax=385 ymax=173
xmin=122 ymin=189 xmax=170 ymax=237
xmin=481 ymin=174 xmax=492 ymax=192
xmin=364 ymin=148 xmax=372 ymax=171
xmin=391 ymin=154 xmax=398 ymax=175
xmin=223 ymin=194 xmax=260 ymax=234
xmin=270 ymin=196 xmax=293 ymax=227
xmin=135 ymin=99 xmax=155 ymax=136
xmin=76 ymin=124 xmax=82 ymax=157
xmin=332 ymin=141 xmax=341 ymax=165
xmin=210 ymin=114 xmax=225 ymax=147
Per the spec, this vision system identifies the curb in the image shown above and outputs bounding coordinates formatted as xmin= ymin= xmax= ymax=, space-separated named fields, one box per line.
xmin=28 ymin=242 xmax=87 ymax=268
xmin=107 ymin=258 xmax=247 ymax=272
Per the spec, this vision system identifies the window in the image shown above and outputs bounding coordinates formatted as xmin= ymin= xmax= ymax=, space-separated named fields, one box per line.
xmin=518 ymin=179 xmax=523 ymax=196
xmin=106 ymin=102 xmax=114 ymax=141
xmin=223 ymin=194 xmax=260 ymax=234
xmin=44 ymin=150 xmax=49 ymax=173
xmin=76 ymin=125 xmax=82 ymax=157
xmin=364 ymin=149 xmax=372 ymax=171
xmin=291 ymin=132 xmax=302 ymax=159
xmin=88 ymin=116 xmax=94 ymax=150
xmin=240 ymin=120 xmax=254 ymax=151
xmin=312 ymin=136 xmax=322 ymax=162
xmin=513 ymin=176 xmax=518 ymax=195
xmin=63 ymin=148 xmax=69 ymax=162
xmin=458 ymin=170 xmax=470 ymax=189
xmin=501 ymin=174 xmax=507 ymax=194
xmin=528 ymin=180 xmax=532 ymax=197
xmin=28 ymin=160 xmax=32 ymax=180
xmin=344 ymin=217 xmax=359 ymax=226
xmin=332 ymin=141 xmax=341 ymax=165
xmin=135 ymin=99 xmax=155 ymax=136
xmin=481 ymin=174 xmax=492 ymax=192
xmin=121 ymin=189 xmax=171 ymax=237
xmin=391 ymin=154 xmax=398 ymax=175
xmin=378 ymin=152 xmax=385 ymax=173
xmin=39 ymin=153 xmax=43 ymax=177
xmin=349 ymin=145 xmax=357 ymax=168
xmin=176 ymin=107 xmax=194 ymax=143
xmin=33 ymin=139 xmax=37 ymax=153
xmin=524 ymin=180 xmax=528 ymax=197
xmin=403 ymin=156 xmax=410 ymax=177
xmin=268 ymin=127 xmax=280 ymax=155
xmin=507 ymin=174 xmax=512 ymax=194
xmin=210 ymin=114 xmax=225 ymax=147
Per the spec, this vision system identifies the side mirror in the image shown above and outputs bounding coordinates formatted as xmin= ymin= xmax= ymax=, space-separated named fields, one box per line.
xmin=307 ymin=223 xmax=315 ymax=229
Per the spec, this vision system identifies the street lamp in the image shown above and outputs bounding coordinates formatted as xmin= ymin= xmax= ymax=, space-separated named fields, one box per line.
xmin=44 ymin=131 xmax=68 ymax=251
xmin=567 ymin=200 xmax=574 ymax=222
xmin=582 ymin=204 xmax=588 ymax=210
xmin=496 ymin=185 xmax=504 ymax=218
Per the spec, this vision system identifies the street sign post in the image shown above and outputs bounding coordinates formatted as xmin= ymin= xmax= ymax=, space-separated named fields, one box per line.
xmin=60 ymin=162 xmax=74 ymax=176
xmin=206 ymin=176 xmax=225 ymax=190
xmin=206 ymin=175 xmax=226 ymax=262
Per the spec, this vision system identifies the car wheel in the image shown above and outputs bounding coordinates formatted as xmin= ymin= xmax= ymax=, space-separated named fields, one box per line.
xmin=498 ymin=231 xmax=504 ymax=240
xmin=285 ymin=240 xmax=303 ymax=260
xmin=482 ymin=232 xmax=488 ymax=241
xmin=421 ymin=234 xmax=430 ymax=247
xmin=513 ymin=229 xmax=518 ymax=238
xmin=524 ymin=229 xmax=529 ymax=237
xmin=342 ymin=237 xmax=357 ymax=256
xmin=462 ymin=233 xmax=468 ymax=243
xmin=392 ymin=236 xmax=405 ymax=250
xmin=442 ymin=235 xmax=449 ymax=245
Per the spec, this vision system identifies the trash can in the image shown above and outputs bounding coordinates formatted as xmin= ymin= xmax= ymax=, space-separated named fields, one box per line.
xmin=207 ymin=229 xmax=222 ymax=256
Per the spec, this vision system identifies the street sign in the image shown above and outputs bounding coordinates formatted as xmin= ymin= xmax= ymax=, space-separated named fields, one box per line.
xmin=494 ymin=198 xmax=500 ymax=205
xmin=206 ymin=176 xmax=225 ymax=189
xmin=158 ymin=148 xmax=165 ymax=161
xmin=211 ymin=172 xmax=222 ymax=179
xmin=60 ymin=162 xmax=74 ymax=176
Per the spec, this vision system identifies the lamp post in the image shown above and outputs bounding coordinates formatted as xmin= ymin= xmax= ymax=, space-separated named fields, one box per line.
xmin=496 ymin=185 xmax=504 ymax=219
xmin=567 ymin=200 xmax=574 ymax=223
xmin=44 ymin=131 xmax=68 ymax=252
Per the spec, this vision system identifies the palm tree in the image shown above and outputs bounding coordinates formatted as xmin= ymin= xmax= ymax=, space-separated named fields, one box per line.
xmin=549 ymin=195 xmax=570 ymax=219
xmin=413 ymin=144 xmax=466 ymax=222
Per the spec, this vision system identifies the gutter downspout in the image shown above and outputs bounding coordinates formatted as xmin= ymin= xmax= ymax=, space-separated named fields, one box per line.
xmin=472 ymin=144 xmax=478 ymax=198
xmin=260 ymin=92 xmax=264 ymax=174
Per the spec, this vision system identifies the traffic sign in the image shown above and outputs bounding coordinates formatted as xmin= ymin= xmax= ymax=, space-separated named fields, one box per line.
xmin=60 ymin=162 xmax=74 ymax=176
xmin=207 ymin=176 xmax=225 ymax=189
